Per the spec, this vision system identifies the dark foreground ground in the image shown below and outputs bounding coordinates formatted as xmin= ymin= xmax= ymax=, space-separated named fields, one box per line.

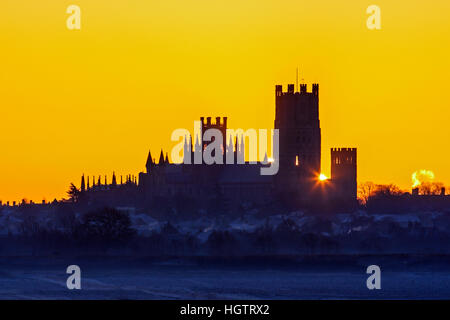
xmin=0 ymin=255 xmax=449 ymax=299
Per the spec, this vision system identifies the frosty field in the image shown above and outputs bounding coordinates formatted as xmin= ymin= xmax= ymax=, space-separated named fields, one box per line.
xmin=0 ymin=255 xmax=449 ymax=299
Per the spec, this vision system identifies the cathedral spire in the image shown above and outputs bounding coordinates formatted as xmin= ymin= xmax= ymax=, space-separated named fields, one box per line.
xmin=146 ymin=150 xmax=153 ymax=173
xmin=159 ymin=149 xmax=165 ymax=165
xmin=227 ymin=134 xmax=233 ymax=154
xmin=81 ymin=174 xmax=86 ymax=192
xmin=165 ymin=152 xmax=169 ymax=164
xmin=183 ymin=135 xmax=191 ymax=164
xmin=112 ymin=172 xmax=117 ymax=186
xmin=238 ymin=135 xmax=245 ymax=164
xmin=235 ymin=135 xmax=240 ymax=159
xmin=195 ymin=134 xmax=201 ymax=150
xmin=189 ymin=135 xmax=193 ymax=163
xmin=194 ymin=133 xmax=202 ymax=164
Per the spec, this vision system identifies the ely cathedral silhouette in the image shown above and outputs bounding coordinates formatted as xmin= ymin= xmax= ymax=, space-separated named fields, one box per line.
xmin=79 ymin=83 xmax=357 ymax=211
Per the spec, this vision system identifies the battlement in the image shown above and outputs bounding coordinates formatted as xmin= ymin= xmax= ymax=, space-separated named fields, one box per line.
xmin=200 ymin=116 xmax=228 ymax=128
xmin=331 ymin=148 xmax=357 ymax=165
xmin=275 ymin=83 xmax=319 ymax=96
xmin=331 ymin=148 xmax=357 ymax=153
xmin=330 ymin=147 xmax=357 ymax=202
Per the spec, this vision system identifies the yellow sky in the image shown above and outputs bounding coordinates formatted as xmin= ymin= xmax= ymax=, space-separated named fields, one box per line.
xmin=1 ymin=0 xmax=450 ymax=202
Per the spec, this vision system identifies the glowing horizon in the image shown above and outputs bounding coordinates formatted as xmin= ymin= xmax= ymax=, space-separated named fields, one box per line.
xmin=1 ymin=0 xmax=450 ymax=202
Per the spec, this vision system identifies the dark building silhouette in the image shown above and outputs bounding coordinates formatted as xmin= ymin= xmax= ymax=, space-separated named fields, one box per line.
xmin=274 ymin=83 xmax=321 ymax=203
xmin=71 ymin=83 xmax=360 ymax=211
xmin=73 ymin=173 xmax=140 ymax=207
xmin=200 ymin=116 xmax=227 ymax=163
xmin=136 ymin=83 xmax=357 ymax=210
xmin=139 ymin=123 xmax=271 ymax=209
xmin=81 ymin=174 xmax=86 ymax=193
xmin=330 ymin=148 xmax=357 ymax=206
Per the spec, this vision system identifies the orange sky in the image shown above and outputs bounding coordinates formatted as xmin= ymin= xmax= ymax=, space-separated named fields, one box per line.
xmin=1 ymin=0 xmax=449 ymax=202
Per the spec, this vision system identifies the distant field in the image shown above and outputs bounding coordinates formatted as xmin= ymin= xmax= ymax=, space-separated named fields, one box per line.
xmin=0 ymin=255 xmax=449 ymax=299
